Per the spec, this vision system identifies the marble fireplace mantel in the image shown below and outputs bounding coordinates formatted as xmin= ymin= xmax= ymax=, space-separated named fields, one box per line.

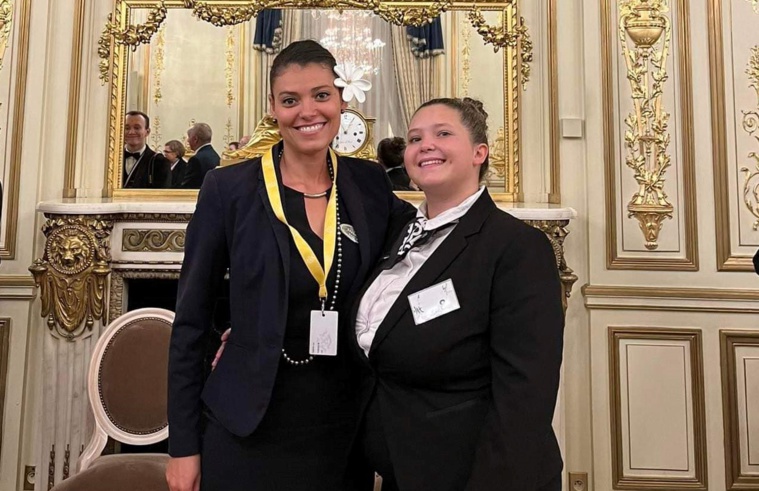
xmin=32 ymin=197 xmax=579 ymax=329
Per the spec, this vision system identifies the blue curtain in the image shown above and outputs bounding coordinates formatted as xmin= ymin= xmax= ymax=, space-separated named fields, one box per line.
xmin=406 ymin=16 xmax=445 ymax=58
xmin=253 ymin=9 xmax=283 ymax=53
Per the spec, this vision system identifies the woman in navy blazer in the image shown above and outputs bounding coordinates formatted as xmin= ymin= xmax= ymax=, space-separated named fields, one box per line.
xmin=352 ymin=98 xmax=565 ymax=491
xmin=166 ymin=41 xmax=412 ymax=491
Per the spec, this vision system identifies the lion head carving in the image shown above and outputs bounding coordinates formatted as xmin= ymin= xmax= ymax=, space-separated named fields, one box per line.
xmin=48 ymin=227 xmax=93 ymax=274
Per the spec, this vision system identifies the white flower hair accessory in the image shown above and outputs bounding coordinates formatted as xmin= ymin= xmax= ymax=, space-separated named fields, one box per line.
xmin=333 ymin=63 xmax=372 ymax=103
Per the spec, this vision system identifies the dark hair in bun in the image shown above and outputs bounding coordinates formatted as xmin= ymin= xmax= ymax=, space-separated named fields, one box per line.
xmin=414 ymin=97 xmax=490 ymax=181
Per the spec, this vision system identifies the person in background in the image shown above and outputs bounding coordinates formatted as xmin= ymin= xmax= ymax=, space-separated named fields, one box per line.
xmin=164 ymin=140 xmax=188 ymax=189
xmin=238 ymin=135 xmax=252 ymax=147
xmin=122 ymin=110 xmax=171 ymax=188
xmin=353 ymin=97 xmax=565 ymax=491
xmin=228 ymin=141 xmax=239 ymax=152
xmin=181 ymin=122 xmax=221 ymax=189
xmin=166 ymin=40 xmax=413 ymax=491
xmin=376 ymin=137 xmax=413 ymax=191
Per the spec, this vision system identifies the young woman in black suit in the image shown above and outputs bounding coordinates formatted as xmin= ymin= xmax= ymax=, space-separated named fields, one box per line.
xmin=166 ymin=40 xmax=413 ymax=491
xmin=352 ymin=98 xmax=565 ymax=491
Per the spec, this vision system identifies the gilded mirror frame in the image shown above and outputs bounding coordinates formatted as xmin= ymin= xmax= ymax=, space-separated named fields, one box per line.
xmin=102 ymin=0 xmax=525 ymax=200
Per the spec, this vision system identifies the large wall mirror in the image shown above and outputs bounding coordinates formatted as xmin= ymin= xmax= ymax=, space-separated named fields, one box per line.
xmin=102 ymin=0 xmax=526 ymax=200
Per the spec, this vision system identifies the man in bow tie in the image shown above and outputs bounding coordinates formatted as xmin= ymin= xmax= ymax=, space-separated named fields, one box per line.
xmin=122 ymin=110 xmax=171 ymax=189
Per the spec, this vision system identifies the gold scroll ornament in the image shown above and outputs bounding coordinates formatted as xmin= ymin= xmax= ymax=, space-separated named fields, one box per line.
xmin=619 ymin=0 xmax=674 ymax=250
xmin=29 ymin=218 xmax=113 ymax=340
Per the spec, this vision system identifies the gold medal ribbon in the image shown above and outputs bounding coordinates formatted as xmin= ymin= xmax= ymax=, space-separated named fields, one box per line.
xmin=262 ymin=145 xmax=338 ymax=300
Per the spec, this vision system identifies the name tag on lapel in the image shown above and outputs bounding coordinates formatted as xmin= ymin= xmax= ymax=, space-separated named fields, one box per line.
xmin=408 ymin=279 xmax=460 ymax=325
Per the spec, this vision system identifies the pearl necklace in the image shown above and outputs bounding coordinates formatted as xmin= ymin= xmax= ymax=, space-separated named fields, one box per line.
xmin=279 ymin=150 xmax=342 ymax=366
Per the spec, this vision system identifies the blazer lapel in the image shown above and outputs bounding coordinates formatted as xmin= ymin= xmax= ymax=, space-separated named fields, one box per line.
xmin=368 ymin=191 xmax=497 ymax=357
xmin=336 ymin=159 xmax=372 ymax=302
xmin=257 ymin=146 xmax=291 ymax=290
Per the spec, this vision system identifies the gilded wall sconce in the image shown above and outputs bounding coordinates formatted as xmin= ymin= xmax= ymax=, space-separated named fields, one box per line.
xmin=619 ymin=0 xmax=673 ymax=250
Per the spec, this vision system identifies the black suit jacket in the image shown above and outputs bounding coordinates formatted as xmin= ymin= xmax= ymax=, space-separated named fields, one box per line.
xmin=168 ymin=145 xmax=414 ymax=457
xmin=171 ymin=158 xmax=188 ymax=188
xmin=123 ymin=146 xmax=171 ymax=188
xmin=386 ymin=167 xmax=412 ymax=191
xmin=350 ymin=191 xmax=565 ymax=491
xmin=181 ymin=145 xmax=220 ymax=189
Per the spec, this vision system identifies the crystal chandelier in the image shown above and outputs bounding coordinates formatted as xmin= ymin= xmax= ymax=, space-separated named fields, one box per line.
xmin=319 ymin=11 xmax=386 ymax=75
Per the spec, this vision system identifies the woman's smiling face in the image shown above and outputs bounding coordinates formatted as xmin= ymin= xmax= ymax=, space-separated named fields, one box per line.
xmin=269 ymin=62 xmax=346 ymax=157
xmin=404 ymin=104 xmax=487 ymax=194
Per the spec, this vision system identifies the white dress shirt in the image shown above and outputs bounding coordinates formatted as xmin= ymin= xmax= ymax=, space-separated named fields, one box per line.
xmin=355 ymin=186 xmax=485 ymax=357
xmin=124 ymin=144 xmax=147 ymax=175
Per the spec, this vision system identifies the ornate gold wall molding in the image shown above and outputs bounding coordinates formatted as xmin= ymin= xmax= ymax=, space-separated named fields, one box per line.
xmin=460 ymin=16 xmax=471 ymax=95
xmin=0 ymin=0 xmax=13 ymax=70
xmin=740 ymin=47 xmax=759 ymax=231
xmin=526 ymin=219 xmax=577 ymax=312
xmin=0 ymin=319 xmax=9 ymax=460
xmin=0 ymin=0 xmax=30 ymax=261
xmin=603 ymin=0 xmax=697 ymax=270
xmin=98 ymin=1 xmax=168 ymax=83
xmin=152 ymin=24 xmax=165 ymax=105
xmin=720 ymin=330 xmax=759 ymax=490
xmin=0 ymin=274 xmax=36 ymax=300
xmin=618 ymin=0 xmax=673 ymax=250
xmin=608 ymin=327 xmax=707 ymax=489
xmin=187 ymin=0 xmax=453 ymax=28
xmin=121 ymin=229 xmax=185 ymax=252
xmin=99 ymin=1 xmax=529 ymax=78
xmin=710 ymin=0 xmax=759 ymax=271
xmin=225 ymin=25 xmax=235 ymax=108
xmin=584 ymin=284 xmax=759 ymax=313
xmin=547 ymin=0 xmax=560 ymax=204
xmin=29 ymin=217 xmax=114 ymax=340
xmin=63 ymin=0 xmax=86 ymax=199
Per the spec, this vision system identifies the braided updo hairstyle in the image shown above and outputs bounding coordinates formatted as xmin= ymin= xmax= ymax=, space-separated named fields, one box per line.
xmin=414 ymin=97 xmax=490 ymax=181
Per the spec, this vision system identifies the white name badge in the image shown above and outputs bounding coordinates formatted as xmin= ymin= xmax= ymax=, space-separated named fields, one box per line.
xmin=309 ymin=310 xmax=339 ymax=356
xmin=408 ymin=278 xmax=461 ymax=325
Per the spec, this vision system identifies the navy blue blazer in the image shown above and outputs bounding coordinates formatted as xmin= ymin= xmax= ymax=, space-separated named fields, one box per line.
xmin=168 ymin=147 xmax=413 ymax=457
xmin=181 ymin=144 xmax=221 ymax=189
xmin=350 ymin=191 xmax=565 ymax=490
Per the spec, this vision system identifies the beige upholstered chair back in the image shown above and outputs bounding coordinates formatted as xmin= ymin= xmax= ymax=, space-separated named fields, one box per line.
xmin=77 ymin=308 xmax=174 ymax=473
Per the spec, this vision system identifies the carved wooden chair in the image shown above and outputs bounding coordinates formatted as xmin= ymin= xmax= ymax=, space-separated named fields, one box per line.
xmin=51 ymin=308 xmax=174 ymax=491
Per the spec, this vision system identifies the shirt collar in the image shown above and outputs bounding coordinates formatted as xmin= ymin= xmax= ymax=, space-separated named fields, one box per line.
xmin=124 ymin=144 xmax=147 ymax=156
xmin=385 ymin=166 xmax=403 ymax=173
xmin=417 ymin=186 xmax=485 ymax=231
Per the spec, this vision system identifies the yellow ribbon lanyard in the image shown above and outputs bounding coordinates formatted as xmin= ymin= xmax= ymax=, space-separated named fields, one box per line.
xmin=261 ymin=145 xmax=338 ymax=311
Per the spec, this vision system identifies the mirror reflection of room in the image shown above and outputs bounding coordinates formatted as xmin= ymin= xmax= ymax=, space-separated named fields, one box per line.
xmin=122 ymin=7 xmax=507 ymax=191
